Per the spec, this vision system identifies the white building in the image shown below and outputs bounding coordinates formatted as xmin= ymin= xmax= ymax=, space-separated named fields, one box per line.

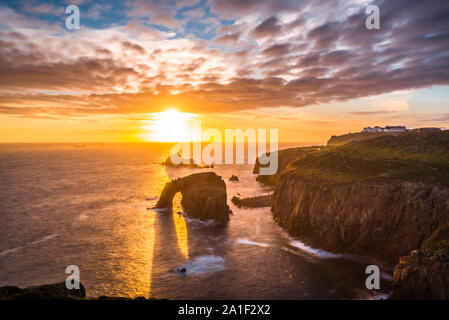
xmin=385 ymin=126 xmax=407 ymax=132
xmin=362 ymin=126 xmax=385 ymax=133
xmin=362 ymin=126 xmax=407 ymax=133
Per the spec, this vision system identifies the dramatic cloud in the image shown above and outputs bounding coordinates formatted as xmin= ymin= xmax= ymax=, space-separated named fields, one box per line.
xmin=0 ymin=0 xmax=448 ymax=119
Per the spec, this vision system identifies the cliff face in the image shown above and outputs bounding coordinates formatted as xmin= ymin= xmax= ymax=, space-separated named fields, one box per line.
xmin=265 ymin=131 xmax=449 ymax=298
xmin=156 ymin=172 xmax=231 ymax=222
xmin=267 ymin=131 xmax=449 ymax=264
xmin=389 ymin=223 xmax=449 ymax=299
xmin=272 ymin=177 xmax=449 ymax=264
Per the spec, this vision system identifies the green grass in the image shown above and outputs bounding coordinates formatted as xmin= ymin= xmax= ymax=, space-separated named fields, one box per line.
xmin=422 ymin=223 xmax=449 ymax=255
xmin=281 ymin=131 xmax=449 ymax=186
xmin=337 ymin=131 xmax=449 ymax=166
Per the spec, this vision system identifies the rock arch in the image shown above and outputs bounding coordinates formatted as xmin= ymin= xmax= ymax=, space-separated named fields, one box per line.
xmin=155 ymin=172 xmax=231 ymax=222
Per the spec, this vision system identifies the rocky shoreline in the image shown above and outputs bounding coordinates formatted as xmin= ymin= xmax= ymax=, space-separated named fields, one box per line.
xmin=0 ymin=282 xmax=157 ymax=300
xmin=0 ymin=282 xmax=87 ymax=300
xmin=389 ymin=223 xmax=449 ymax=299
xmin=255 ymin=131 xmax=449 ymax=299
xmin=5 ymin=131 xmax=447 ymax=300
xmin=272 ymin=178 xmax=449 ymax=265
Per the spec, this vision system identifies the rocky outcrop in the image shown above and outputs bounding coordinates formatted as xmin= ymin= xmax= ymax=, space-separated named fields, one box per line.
xmin=0 ymin=282 xmax=158 ymax=300
xmin=231 ymin=194 xmax=272 ymax=208
xmin=389 ymin=223 xmax=449 ymax=299
xmin=272 ymin=177 xmax=449 ymax=265
xmin=253 ymin=147 xmax=321 ymax=185
xmin=229 ymin=175 xmax=239 ymax=181
xmin=0 ymin=282 xmax=86 ymax=300
xmin=163 ymin=155 xmax=203 ymax=168
xmin=156 ymin=172 xmax=231 ymax=222
xmin=265 ymin=132 xmax=449 ymax=265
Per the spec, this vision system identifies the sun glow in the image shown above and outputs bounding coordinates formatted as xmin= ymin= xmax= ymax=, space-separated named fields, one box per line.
xmin=142 ymin=109 xmax=198 ymax=142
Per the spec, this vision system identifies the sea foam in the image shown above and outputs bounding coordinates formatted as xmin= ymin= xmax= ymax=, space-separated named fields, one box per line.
xmin=178 ymin=255 xmax=226 ymax=275
xmin=235 ymin=238 xmax=270 ymax=248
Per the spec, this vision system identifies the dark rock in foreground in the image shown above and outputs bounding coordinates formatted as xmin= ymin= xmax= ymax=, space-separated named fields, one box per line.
xmin=389 ymin=223 xmax=449 ymax=300
xmin=0 ymin=282 xmax=86 ymax=300
xmin=231 ymin=194 xmax=272 ymax=208
xmin=0 ymin=282 xmax=158 ymax=300
xmin=229 ymin=175 xmax=239 ymax=181
xmin=156 ymin=172 xmax=231 ymax=222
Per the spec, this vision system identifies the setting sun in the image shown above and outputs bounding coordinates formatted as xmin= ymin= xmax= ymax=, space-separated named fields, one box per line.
xmin=142 ymin=109 xmax=198 ymax=142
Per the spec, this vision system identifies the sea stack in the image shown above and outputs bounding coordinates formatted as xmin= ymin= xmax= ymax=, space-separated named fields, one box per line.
xmin=156 ymin=172 xmax=231 ymax=222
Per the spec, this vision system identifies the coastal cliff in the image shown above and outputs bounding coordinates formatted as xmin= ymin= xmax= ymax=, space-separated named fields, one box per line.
xmin=272 ymin=177 xmax=449 ymax=264
xmin=257 ymin=131 xmax=449 ymax=298
xmin=389 ymin=223 xmax=449 ymax=299
xmin=156 ymin=172 xmax=231 ymax=222
xmin=253 ymin=147 xmax=321 ymax=185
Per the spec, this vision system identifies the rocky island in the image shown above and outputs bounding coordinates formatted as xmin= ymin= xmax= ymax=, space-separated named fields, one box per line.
xmin=231 ymin=194 xmax=272 ymax=208
xmin=155 ymin=172 xmax=231 ymax=222
xmin=255 ymin=130 xmax=449 ymax=299
xmin=163 ymin=154 xmax=205 ymax=168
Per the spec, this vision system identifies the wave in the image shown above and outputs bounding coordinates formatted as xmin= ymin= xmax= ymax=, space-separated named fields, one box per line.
xmin=77 ymin=213 xmax=88 ymax=220
xmin=184 ymin=216 xmax=222 ymax=227
xmin=367 ymin=291 xmax=389 ymax=300
xmin=380 ymin=271 xmax=394 ymax=282
xmin=0 ymin=246 xmax=22 ymax=257
xmin=235 ymin=238 xmax=270 ymax=248
xmin=178 ymin=255 xmax=226 ymax=275
xmin=30 ymin=234 xmax=59 ymax=245
xmin=288 ymin=239 xmax=344 ymax=259
xmin=276 ymin=226 xmax=355 ymax=260
xmin=0 ymin=234 xmax=59 ymax=258
xmin=150 ymin=207 xmax=169 ymax=212
xmin=287 ymin=238 xmax=394 ymax=282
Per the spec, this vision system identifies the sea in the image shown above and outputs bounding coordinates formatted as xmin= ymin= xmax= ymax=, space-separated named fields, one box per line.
xmin=0 ymin=143 xmax=392 ymax=299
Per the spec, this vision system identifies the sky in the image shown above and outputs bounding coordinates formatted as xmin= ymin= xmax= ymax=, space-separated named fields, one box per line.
xmin=0 ymin=0 xmax=448 ymax=143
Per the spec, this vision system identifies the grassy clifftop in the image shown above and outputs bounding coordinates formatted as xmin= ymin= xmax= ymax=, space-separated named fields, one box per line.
xmin=336 ymin=131 xmax=449 ymax=166
xmin=270 ymin=131 xmax=449 ymax=186
xmin=327 ymin=131 xmax=397 ymax=146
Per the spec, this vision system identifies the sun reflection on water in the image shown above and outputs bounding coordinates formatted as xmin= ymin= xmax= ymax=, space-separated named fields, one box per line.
xmin=172 ymin=192 xmax=189 ymax=260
